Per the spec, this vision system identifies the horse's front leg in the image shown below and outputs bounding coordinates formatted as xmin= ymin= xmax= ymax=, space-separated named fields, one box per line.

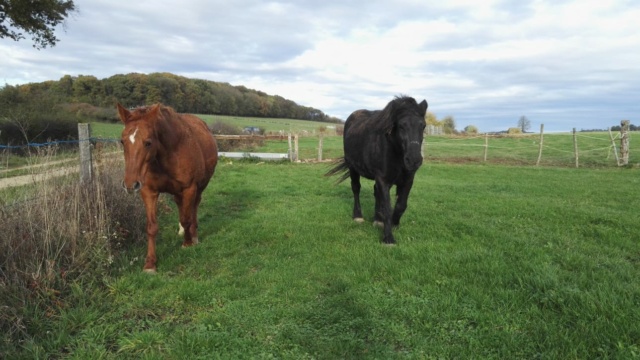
xmin=375 ymin=178 xmax=395 ymax=244
xmin=392 ymin=175 xmax=415 ymax=227
xmin=140 ymin=188 xmax=160 ymax=273
xmin=179 ymin=186 xmax=199 ymax=247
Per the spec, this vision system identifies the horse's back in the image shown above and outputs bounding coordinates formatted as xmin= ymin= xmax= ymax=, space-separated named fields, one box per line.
xmin=343 ymin=109 xmax=385 ymax=180
xmin=177 ymin=113 xmax=218 ymax=186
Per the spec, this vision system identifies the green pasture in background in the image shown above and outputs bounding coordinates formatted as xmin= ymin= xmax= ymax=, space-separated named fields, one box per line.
xmin=90 ymin=118 xmax=636 ymax=166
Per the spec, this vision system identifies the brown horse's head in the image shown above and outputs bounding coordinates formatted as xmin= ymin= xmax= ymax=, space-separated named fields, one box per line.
xmin=117 ymin=103 xmax=161 ymax=194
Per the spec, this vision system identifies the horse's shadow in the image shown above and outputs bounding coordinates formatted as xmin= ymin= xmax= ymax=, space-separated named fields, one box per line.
xmin=158 ymin=186 xmax=259 ymax=243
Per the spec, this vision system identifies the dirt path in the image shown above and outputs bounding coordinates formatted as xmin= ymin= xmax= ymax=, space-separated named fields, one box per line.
xmin=0 ymin=166 xmax=79 ymax=190
xmin=0 ymin=152 xmax=121 ymax=190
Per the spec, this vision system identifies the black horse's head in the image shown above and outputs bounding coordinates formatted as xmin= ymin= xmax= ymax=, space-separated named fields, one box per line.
xmin=388 ymin=97 xmax=428 ymax=172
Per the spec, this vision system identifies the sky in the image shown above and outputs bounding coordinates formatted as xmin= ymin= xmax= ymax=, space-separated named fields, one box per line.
xmin=1 ymin=0 xmax=639 ymax=132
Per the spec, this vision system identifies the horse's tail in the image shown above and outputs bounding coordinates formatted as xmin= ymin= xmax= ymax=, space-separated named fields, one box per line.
xmin=325 ymin=157 xmax=351 ymax=184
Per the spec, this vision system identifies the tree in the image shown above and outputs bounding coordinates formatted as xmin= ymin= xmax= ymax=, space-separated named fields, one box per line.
xmin=442 ymin=115 xmax=456 ymax=134
xmin=0 ymin=0 xmax=76 ymax=49
xmin=464 ymin=125 xmax=479 ymax=134
xmin=425 ymin=111 xmax=438 ymax=125
xmin=518 ymin=115 xmax=531 ymax=133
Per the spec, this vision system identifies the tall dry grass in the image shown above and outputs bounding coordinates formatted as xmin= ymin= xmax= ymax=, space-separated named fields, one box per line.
xmin=0 ymin=144 xmax=146 ymax=348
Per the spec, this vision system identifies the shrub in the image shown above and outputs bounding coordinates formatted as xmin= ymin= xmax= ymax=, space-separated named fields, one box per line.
xmin=464 ymin=125 xmax=479 ymax=134
xmin=0 ymin=108 xmax=78 ymax=155
xmin=208 ymin=121 xmax=264 ymax=151
xmin=0 ymin=147 xmax=147 ymax=349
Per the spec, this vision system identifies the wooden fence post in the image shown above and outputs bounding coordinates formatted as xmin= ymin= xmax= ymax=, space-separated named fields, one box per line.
xmin=608 ymin=127 xmax=620 ymax=166
xmin=78 ymin=123 xmax=93 ymax=183
xmin=620 ymin=120 xmax=630 ymax=166
xmin=318 ymin=133 xmax=324 ymax=161
xmin=573 ymin=128 xmax=579 ymax=168
xmin=288 ymin=133 xmax=293 ymax=162
xmin=294 ymin=133 xmax=299 ymax=162
xmin=483 ymin=133 xmax=488 ymax=162
xmin=536 ymin=124 xmax=544 ymax=166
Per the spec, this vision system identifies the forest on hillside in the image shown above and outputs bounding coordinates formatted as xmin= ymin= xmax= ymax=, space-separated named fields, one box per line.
xmin=0 ymin=72 xmax=342 ymax=123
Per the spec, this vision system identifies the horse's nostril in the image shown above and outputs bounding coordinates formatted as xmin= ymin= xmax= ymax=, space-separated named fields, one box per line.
xmin=122 ymin=180 xmax=142 ymax=194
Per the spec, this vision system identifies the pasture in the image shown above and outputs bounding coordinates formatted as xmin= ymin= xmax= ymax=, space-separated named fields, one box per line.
xmin=87 ymin=119 xmax=637 ymax=167
xmin=5 ymin=160 xmax=639 ymax=358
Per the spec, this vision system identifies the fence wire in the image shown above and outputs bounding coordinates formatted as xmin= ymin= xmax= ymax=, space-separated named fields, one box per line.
xmin=423 ymin=131 xmax=634 ymax=167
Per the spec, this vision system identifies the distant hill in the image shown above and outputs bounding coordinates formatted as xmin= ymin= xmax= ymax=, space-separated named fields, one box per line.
xmin=0 ymin=72 xmax=343 ymax=123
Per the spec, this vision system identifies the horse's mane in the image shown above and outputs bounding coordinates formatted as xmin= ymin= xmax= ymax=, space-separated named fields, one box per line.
xmin=352 ymin=95 xmax=420 ymax=134
xmin=130 ymin=104 xmax=178 ymax=119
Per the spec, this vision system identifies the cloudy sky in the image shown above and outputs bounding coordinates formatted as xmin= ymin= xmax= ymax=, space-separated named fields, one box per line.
xmin=1 ymin=0 xmax=638 ymax=132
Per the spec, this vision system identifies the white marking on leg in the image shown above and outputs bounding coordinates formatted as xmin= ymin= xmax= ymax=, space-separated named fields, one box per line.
xmin=178 ymin=223 xmax=184 ymax=236
xmin=354 ymin=217 xmax=365 ymax=223
xmin=373 ymin=221 xmax=384 ymax=228
xmin=129 ymin=127 xmax=138 ymax=144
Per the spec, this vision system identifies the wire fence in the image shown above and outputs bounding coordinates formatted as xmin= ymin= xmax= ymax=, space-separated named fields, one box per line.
xmin=0 ymin=137 xmax=119 ymax=150
xmin=424 ymin=129 xmax=634 ymax=167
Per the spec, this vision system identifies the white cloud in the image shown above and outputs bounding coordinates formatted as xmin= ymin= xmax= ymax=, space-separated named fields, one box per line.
xmin=0 ymin=0 xmax=638 ymax=131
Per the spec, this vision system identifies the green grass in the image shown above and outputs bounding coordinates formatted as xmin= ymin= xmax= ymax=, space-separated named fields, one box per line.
xmin=7 ymin=162 xmax=640 ymax=359
xmin=426 ymin=132 xmax=636 ymax=167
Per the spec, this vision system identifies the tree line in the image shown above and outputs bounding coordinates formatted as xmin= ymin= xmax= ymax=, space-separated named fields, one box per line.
xmin=0 ymin=72 xmax=343 ymax=123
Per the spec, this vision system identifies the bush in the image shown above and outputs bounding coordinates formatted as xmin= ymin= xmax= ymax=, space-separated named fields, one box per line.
xmin=0 ymin=108 xmax=79 ymax=155
xmin=464 ymin=125 xmax=479 ymax=134
xmin=0 ymin=148 xmax=147 ymax=349
xmin=208 ymin=121 xmax=264 ymax=151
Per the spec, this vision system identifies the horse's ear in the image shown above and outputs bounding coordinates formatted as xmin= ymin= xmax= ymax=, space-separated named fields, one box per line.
xmin=418 ymin=100 xmax=428 ymax=116
xmin=149 ymin=103 xmax=161 ymax=117
xmin=117 ymin=103 xmax=130 ymax=123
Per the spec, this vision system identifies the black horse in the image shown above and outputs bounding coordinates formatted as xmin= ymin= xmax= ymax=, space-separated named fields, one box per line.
xmin=327 ymin=96 xmax=428 ymax=244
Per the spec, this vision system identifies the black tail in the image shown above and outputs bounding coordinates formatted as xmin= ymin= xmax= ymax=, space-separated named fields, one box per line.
xmin=325 ymin=157 xmax=351 ymax=184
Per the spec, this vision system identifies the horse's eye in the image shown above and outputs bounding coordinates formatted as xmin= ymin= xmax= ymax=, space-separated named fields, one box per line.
xmin=144 ymin=140 xmax=152 ymax=148
xmin=120 ymin=139 xmax=124 ymax=145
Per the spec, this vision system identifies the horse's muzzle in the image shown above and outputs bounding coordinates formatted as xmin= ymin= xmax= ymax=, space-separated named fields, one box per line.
xmin=122 ymin=180 xmax=142 ymax=194
xmin=404 ymin=156 xmax=423 ymax=172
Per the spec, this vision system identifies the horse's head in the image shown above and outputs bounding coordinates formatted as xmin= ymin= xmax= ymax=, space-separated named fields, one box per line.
xmin=392 ymin=98 xmax=428 ymax=172
xmin=117 ymin=103 xmax=161 ymax=194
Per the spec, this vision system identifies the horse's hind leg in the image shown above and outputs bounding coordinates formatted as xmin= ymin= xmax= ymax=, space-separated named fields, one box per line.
xmin=373 ymin=183 xmax=384 ymax=228
xmin=174 ymin=194 xmax=185 ymax=236
xmin=349 ymin=169 xmax=364 ymax=223
xmin=178 ymin=186 xmax=199 ymax=247
xmin=190 ymin=190 xmax=203 ymax=245
xmin=375 ymin=178 xmax=395 ymax=244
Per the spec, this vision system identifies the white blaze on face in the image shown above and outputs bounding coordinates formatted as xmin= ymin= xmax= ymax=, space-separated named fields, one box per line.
xmin=129 ymin=127 xmax=139 ymax=144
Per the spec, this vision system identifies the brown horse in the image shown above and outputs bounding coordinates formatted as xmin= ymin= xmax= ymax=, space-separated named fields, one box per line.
xmin=117 ymin=103 xmax=218 ymax=273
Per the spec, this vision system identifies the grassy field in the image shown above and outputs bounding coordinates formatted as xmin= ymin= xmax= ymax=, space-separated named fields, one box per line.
xmin=6 ymin=160 xmax=640 ymax=358
xmin=425 ymin=131 xmax=636 ymax=167
xmin=89 ymin=116 xmax=338 ymax=139
xmin=198 ymin=114 xmax=339 ymax=134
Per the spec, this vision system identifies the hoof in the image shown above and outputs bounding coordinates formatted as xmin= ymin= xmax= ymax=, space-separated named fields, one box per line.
xmin=353 ymin=217 xmax=365 ymax=224
xmin=181 ymin=237 xmax=198 ymax=248
xmin=373 ymin=221 xmax=384 ymax=228
xmin=142 ymin=267 xmax=157 ymax=274
xmin=382 ymin=242 xmax=397 ymax=247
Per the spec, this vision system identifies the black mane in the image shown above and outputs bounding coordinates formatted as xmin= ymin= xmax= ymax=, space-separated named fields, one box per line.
xmin=351 ymin=95 xmax=421 ymax=134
